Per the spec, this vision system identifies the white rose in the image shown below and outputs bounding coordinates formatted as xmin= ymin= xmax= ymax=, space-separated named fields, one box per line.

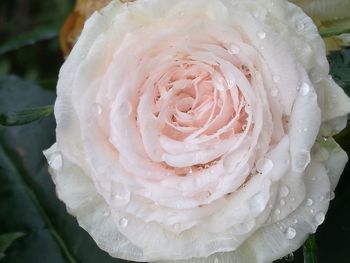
xmin=44 ymin=0 xmax=350 ymax=262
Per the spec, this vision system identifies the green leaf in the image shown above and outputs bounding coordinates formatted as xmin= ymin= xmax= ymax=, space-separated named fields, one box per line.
xmin=0 ymin=75 xmax=126 ymax=263
xmin=0 ymin=232 xmax=25 ymax=259
xmin=0 ymin=25 xmax=59 ymax=55
xmin=0 ymin=105 xmax=53 ymax=126
xmin=303 ymin=235 xmax=318 ymax=263
xmin=329 ymin=49 xmax=350 ymax=96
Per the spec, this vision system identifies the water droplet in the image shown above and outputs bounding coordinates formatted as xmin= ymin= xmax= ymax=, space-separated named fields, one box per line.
xmin=227 ymin=79 xmax=236 ymax=87
xmin=95 ymin=103 xmax=102 ymax=115
xmin=315 ymin=212 xmax=325 ymax=225
xmin=223 ymin=155 xmax=236 ymax=172
xmin=256 ymin=158 xmax=274 ymax=174
xmin=280 ymin=199 xmax=286 ymax=206
xmin=309 ymin=208 xmax=315 ymax=214
xmin=280 ymin=186 xmax=290 ymax=198
xmin=49 ymin=152 xmax=63 ymax=171
xmin=119 ymin=217 xmax=128 ymax=228
xmin=111 ymin=183 xmax=130 ymax=206
xmin=284 ymin=252 xmax=294 ymax=262
xmin=214 ymin=258 xmax=219 ymax=263
xmin=103 ymin=210 xmax=110 ymax=217
xmin=292 ymin=150 xmax=311 ymax=172
xmin=292 ymin=218 xmax=298 ymax=224
xmin=285 ymin=227 xmax=296 ymax=239
xmin=173 ymin=223 xmax=181 ymax=231
xmin=275 ymin=209 xmax=281 ymax=215
xmin=248 ymin=193 xmax=266 ymax=213
xmin=257 ymin=31 xmax=266 ymax=40
xmin=299 ymin=82 xmax=310 ymax=96
xmin=228 ymin=44 xmax=240 ymax=55
xmin=315 ymin=147 xmax=329 ymax=162
xmin=306 ymin=198 xmax=313 ymax=206
xmin=327 ymin=191 xmax=335 ymax=200
xmin=120 ymin=101 xmax=132 ymax=115
xmin=178 ymin=182 xmax=186 ymax=190
xmin=303 ymin=128 xmax=308 ymax=132
xmin=270 ymin=88 xmax=279 ymax=97
xmin=296 ymin=20 xmax=305 ymax=31
xmin=273 ymin=75 xmax=281 ymax=83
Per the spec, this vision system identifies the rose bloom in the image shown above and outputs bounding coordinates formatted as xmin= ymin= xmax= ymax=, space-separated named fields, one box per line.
xmin=45 ymin=0 xmax=350 ymax=262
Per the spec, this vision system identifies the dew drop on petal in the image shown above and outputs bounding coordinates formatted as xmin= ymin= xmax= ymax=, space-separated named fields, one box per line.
xmin=178 ymin=182 xmax=186 ymax=190
xmin=299 ymin=82 xmax=310 ymax=96
xmin=292 ymin=150 xmax=311 ymax=172
xmin=328 ymin=191 xmax=335 ymax=200
xmin=111 ymin=183 xmax=131 ymax=206
xmin=223 ymin=154 xmax=237 ymax=172
xmin=270 ymin=88 xmax=279 ymax=97
xmin=284 ymin=252 xmax=295 ymax=262
xmin=120 ymin=101 xmax=132 ymax=115
xmin=273 ymin=75 xmax=281 ymax=83
xmin=49 ymin=152 xmax=63 ymax=171
xmin=103 ymin=210 xmax=110 ymax=217
xmin=151 ymin=202 xmax=160 ymax=210
xmin=119 ymin=217 xmax=128 ymax=228
xmin=173 ymin=223 xmax=181 ymax=231
xmin=275 ymin=209 xmax=281 ymax=215
xmin=280 ymin=199 xmax=285 ymax=206
xmin=306 ymin=198 xmax=313 ymax=206
xmin=228 ymin=44 xmax=240 ymax=55
xmin=95 ymin=103 xmax=102 ymax=115
xmin=292 ymin=218 xmax=298 ymax=224
xmin=257 ymin=31 xmax=266 ymax=40
xmin=285 ymin=227 xmax=296 ymax=239
xmin=256 ymin=158 xmax=274 ymax=174
xmin=280 ymin=186 xmax=290 ymax=198
xmin=315 ymin=148 xmax=329 ymax=162
xmin=296 ymin=20 xmax=305 ymax=31
xmin=315 ymin=212 xmax=325 ymax=225
xmin=214 ymin=258 xmax=219 ymax=263
xmin=249 ymin=193 xmax=266 ymax=213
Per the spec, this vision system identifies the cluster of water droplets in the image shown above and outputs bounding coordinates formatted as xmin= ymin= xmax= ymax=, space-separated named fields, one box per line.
xmin=256 ymin=157 xmax=274 ymax=174
xmin=292 ymin=150 xmax=311 ymax=173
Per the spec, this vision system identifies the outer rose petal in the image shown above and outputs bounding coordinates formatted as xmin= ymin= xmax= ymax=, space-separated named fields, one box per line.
xmin=46 ymin=0 xmax=350 ymax=262
xmin=163 ymin=160 xmax=332 ymax=263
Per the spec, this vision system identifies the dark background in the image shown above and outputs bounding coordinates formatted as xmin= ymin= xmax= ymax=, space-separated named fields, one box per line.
xmin=0 ymin=1 xmax=349 ymax=262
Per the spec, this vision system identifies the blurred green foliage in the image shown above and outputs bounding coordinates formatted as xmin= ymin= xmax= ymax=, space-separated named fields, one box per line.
xmin=0 ymin=0 xmax=74 ymax=86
